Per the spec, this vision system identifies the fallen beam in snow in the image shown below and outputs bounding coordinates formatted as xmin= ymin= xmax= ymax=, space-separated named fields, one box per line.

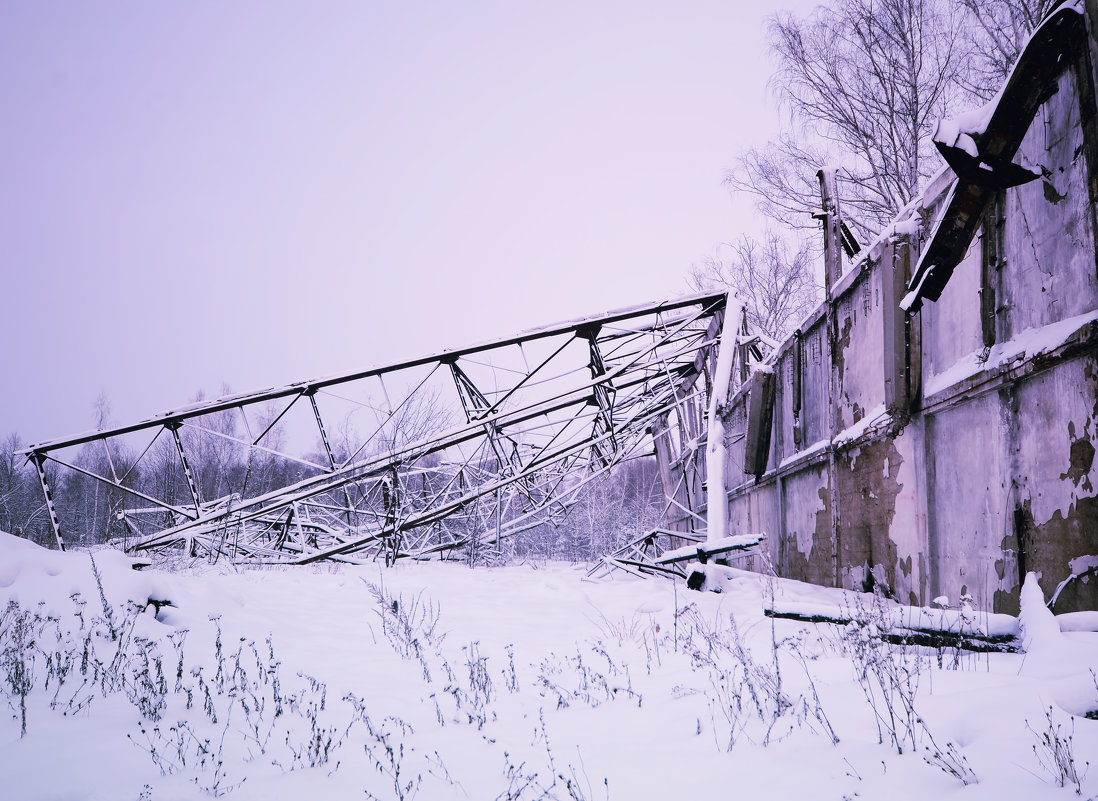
xmin=763 ymin=599 xmax=1021 ymax=653
xmin=655 ymin=532 xmax=765 ymax=565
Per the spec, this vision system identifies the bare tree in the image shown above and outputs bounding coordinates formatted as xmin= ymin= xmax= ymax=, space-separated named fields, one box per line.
xmin=689 ymin=233 xmax=819 ymax=341
xmin=729 ymin=0 xmax=969 ymax=241
xmin=0 ymin=432 xmax=32 ymax=536
xmin=51 ymin=394 xmax=142 ymax=544
xmin=376 ymin=386 xmax=453 ymax=455
xmin=179 ymin=386 xmax=243 ymax=504
xmin=1 ymin=434 xmax=62 ymax=546
xmin=510 ymin=457 xmax=663 ymax=564
xmin=959 ymin=0 xmax=1056 ymax=97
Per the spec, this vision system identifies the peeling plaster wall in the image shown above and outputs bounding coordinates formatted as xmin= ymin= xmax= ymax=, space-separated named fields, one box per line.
xmin=772 ymin=463 xmax=832 ymax=586
xmin=1008 ymin=359 xmax=1098 ymax=612
xmin=834 ymin=268 xmax=886 ymax=431
xmin=718 ymin=20 xmax=1098 ymax=613
xmin=836 ymin=438 xmax=906 ymax=598
xmin=924 ymin=395 xmax=1012 ymax=609
xmin=1002 ymin=66 xmax=1098 ymax=337
xmin=890 ymin=423 xmax=929 ymax=605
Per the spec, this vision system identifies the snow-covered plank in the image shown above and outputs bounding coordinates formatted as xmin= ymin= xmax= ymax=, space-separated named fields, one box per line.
xmin=654 ymin=532 xmax=765 ymax=565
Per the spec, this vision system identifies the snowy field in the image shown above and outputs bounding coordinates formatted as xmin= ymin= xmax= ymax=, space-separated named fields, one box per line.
xmin=1 ymin=530 xmax=1096 ymax=800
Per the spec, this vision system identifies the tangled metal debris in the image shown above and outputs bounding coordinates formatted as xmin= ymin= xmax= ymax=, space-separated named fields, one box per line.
xmin=20 ymin=293 xmax=738 ymax=566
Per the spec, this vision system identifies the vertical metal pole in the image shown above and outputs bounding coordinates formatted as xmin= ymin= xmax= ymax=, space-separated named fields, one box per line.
xmin=308 ymin=391 xmax=356 ymax=527
xmin=817 ymin=167 xmax=843 ymax=291
xmin=167 ymin=422 xmax=202 ymax=514
xmin=818 ymin=168 xmax=843 ymax=587
xmin=29 ymin=452 xmax=65 ymax=551
xmin=651 ymin=413 xmax=682 ymax=536
xmin=706 ymin=295 xmax=742 ymax=544
xmin=496 ymin=485 xmax=503 ymax=556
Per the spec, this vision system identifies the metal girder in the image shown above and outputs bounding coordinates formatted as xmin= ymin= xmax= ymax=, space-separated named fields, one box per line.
xmin=902 ymin=2 xmax=1088 ymax=312
xmin=577 ymin=324 xmax=617 ymax=469
xmin=28 ymin=452 xmax=65 ymax=551
xmin=19 ymin=292 xmax=733 ymax=564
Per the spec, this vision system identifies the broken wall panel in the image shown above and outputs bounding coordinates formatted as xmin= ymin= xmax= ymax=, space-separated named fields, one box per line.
xmin=772 ymin=346 xmax=797 ymax=462
xmin=743 ymin=370 xmax=776 ymax=479
xmin=799 ymin=323 xmax=831 ymax=448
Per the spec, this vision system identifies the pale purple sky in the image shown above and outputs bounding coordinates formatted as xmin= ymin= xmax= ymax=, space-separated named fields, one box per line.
xmin=1 ymin=0 xmax=820 ymax=445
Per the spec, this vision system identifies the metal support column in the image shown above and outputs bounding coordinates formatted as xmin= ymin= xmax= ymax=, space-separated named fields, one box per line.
xmin=29 ymin=452 xmax=65 ymax=551
xmin=308 ymin=390 xmax=357 ymax=526
xmin=166 ymin=421 xmax=202 ymax=514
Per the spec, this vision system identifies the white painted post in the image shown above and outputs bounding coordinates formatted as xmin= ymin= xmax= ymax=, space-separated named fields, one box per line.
xmin=706 ymin=296 xmax=742 ymax=543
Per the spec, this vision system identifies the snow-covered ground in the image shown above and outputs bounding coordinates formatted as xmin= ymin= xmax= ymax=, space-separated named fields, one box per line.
xmin=1 ymin=531 xmax=1096 ymax=800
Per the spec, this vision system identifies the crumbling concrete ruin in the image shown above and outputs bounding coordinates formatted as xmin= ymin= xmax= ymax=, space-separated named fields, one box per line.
xmin=718 ymin=0 xmax=1098 ymax=614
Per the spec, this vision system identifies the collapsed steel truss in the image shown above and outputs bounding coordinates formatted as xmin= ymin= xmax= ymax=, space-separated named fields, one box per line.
xmin=19 ymin=292 xmax=731 ymax=564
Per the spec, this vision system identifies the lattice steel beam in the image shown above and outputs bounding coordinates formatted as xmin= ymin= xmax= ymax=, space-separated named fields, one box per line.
xmin=19 ymin=291 xmax=730 ymax=564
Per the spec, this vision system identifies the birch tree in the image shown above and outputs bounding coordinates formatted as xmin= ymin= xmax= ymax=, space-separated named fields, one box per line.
xmin=728 ymin=0 xmax=969 ymax=241
xmin=689 ymin=233 xmax=819 ymax=341
xmin=0 ymin=433 xmax=34 ymax=537
xmin=959 ymin=0 xmax=1057 ymax=97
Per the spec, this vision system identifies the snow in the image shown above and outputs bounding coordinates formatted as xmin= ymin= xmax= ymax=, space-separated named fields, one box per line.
xmin=778 ymin=437 xmax=829 ymax=470
xmin=765 ymin=574 xmax=1019 ymax=639
xmin=703 ymin=533 xmax=766 ymax=552
xmin=934 ymin=102 xmax=998 ymax=153
xmin=923 ymin=308 xmax=1098 ymax=400
xmin=1020 ymin=572 xmax=1063 ymax=654
xmin=901 ymin=261 xmax=938 ymax=312
xmin=658 ymin=533 xmax=764 ymax=563
xmin=892 ymin=605 xmax=1018 ymax=639
xmin=884 ymin=215 xmax=923 ymax=241
xmin=833 ymin=404 xmax=889 ymax=447
xmin=2 ymin=533 xmax=1098 ymax=800
xmin=1057 ymin=611 xmax=1098 ymax=633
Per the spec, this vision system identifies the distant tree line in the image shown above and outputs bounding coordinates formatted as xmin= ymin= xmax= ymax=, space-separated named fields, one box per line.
xmin=0 ymin=418 xmax=306 ymax=550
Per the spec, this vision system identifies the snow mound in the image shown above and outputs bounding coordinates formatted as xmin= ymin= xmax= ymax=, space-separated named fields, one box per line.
xmin=1019 ymin=572 xmax=1061 ymax=653
xmin=0 ymin=530 xmax=174 ymax=615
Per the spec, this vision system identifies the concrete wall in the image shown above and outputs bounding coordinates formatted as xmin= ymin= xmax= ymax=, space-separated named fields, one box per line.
xmin=720 ymin=16 xmax=1098 ymax=614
